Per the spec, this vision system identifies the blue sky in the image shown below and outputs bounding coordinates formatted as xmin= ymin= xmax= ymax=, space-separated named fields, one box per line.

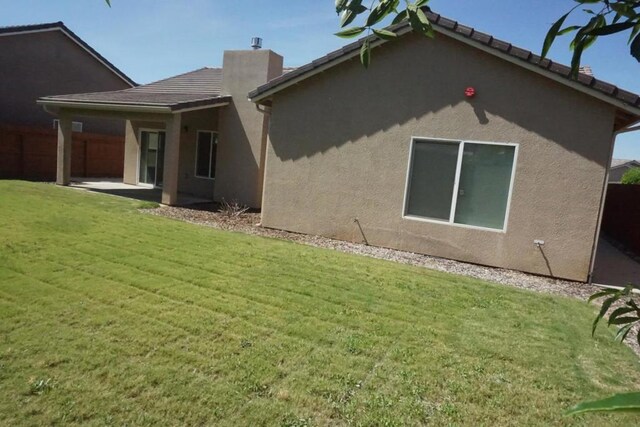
xmin=2 ymin=0 xmax=638 ymax=159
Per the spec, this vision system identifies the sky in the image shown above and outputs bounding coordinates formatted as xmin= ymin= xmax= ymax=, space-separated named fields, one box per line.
xmin=1 ymin=0 xmax=638 ymax=159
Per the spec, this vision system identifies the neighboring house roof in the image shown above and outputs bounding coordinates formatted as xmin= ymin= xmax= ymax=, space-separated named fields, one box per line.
xmin=39 ymin=68 xmax=231 ymax=113
xmin=611 ymin=158 xmax=640 ymax=169
xmin=249 ymin=10 xmax=640 ymax=120
xmin=0 ymin=22 xmax=136 ymax=87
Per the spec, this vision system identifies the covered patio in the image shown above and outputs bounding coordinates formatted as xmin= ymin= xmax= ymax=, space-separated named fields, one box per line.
xmin=37 ymin=68 xmax=230 ymax=205
xmin=70 ymin=178 xmax=212 ymax=205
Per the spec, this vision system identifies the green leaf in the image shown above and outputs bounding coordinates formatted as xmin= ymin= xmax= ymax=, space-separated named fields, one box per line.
xmin=105 ymin=0 xmax=111 ymax=5
xmin=566 ymin=392 xmax=640 ymax=415
xmin=608 ymin=316 xmax=640 ymax=325
xmin=588 ymin=288 xmax=618 ymax=303
xmin=391 ymin=9 xmax=409 ymax=25
xmin=541 ymin=11 xmax=571 ymax=59
xmin=630 ymin=34 xmax=640 ymax=62
xmin=586 ymin=21 xmax=637 ymax=36
xmin=360 ymin=39 xmax=371 ymax=68
xmin=608 ymin=306 xmax=636 ymax=325
xmin=335 ymin=27 xmax=367 ymax=38
xmin=366 ymin=0 xmax=398 ymax=27
xmin=558 ymin=25 xmax=581 ymax=35
xmin=592 ymin=295 xmax=617 ymax=336
xmin=611 ymin=2 xmax=637 ymax=19
xmin=373 ymin=28 xmax=398 ymax=40
xmin=407 ymin=6 xmax=434 ymax=37
xmin=340 ymin=3 xmax=367 ymax=28
xmin=630 ymin=24 xmax=640 ymax=44
xmin=415 ymin=0 xmax=430 ymax=7
xmin=615 ymin=323 xmax=634 ymax=342
xmin=335 ymin=0 xmax=349 ymax=13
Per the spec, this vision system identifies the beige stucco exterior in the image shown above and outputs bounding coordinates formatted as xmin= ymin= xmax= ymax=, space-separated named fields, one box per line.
xmin=0 ymin=29 xmax=131 ymax=135
xmin=49 ymin=49 xmax=282 ymax=205
xmin=216 ymin=50 xmax=283 ymax=207
xmin=261 ymin=32 xmax=618 ymax=282
xmin=123 ymin=108 xmax=221 ymax=199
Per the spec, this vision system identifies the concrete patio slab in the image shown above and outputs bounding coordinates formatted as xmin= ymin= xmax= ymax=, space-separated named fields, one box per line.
xmin=69 ymin=178 xmax=211 ymax=206
xmin=592 ymin=238 xmax=640 ymax=288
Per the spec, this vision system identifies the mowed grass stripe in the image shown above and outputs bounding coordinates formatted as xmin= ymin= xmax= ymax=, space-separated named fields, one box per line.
xmin=65 ymin=238 xmax=453 ymax=333
xmin=1 ymin=181 xmax=640 ymax=426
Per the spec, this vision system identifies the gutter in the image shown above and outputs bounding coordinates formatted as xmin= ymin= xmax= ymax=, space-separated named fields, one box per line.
xmin=37 ymin=99 xmax=173 ymax=114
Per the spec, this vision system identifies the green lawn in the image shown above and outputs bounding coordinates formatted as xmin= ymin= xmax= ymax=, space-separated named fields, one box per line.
xmin=0 ymin=181 xmax=639 ymax=426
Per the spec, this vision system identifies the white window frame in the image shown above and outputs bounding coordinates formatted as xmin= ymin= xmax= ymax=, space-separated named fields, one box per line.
xmin=194 ymin=130 xmax=218 ymax=180
xmin=402 ymin=136 xmax=519 ymax=233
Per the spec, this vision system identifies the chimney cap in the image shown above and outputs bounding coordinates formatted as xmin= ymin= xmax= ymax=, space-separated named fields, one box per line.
xmin=251 ymin=37 xmax=262 ymax=50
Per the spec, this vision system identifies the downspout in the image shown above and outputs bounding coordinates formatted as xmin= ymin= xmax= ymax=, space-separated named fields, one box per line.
xmin=588 ymin=116 xmax=640 ymax=284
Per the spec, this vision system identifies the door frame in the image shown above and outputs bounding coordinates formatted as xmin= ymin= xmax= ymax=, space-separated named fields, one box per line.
xmin=137 ymin=128 xmax=166 ymax=188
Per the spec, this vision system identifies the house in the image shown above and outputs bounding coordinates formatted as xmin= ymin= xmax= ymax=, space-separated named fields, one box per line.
xmin=40 ymin=11 xmax=640 ymax=282
xmin=0 ymin=22 xmax=135 ymax=180
xmin=39 ymin=49 xmax=284 ymax=206
xmin=248 ymin=11 xmax=640 ymax=282
xmin=609 ymin=158 xmax=640 ymax=183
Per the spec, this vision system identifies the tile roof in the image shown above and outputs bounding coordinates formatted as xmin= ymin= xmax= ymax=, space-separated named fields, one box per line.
xmin=0 ymin=21 xmax=136 ymax=87
xmin=611 ymin=158 xmax=640 ymax=168
xmin=39 ymin=68 xmax=229 ymax=111
xmin=249 ymin=10 xmax=640 ymax=115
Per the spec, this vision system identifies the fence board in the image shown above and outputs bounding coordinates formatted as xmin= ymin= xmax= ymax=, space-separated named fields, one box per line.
xmin=0 ymin=124 xmax=123 ymax=180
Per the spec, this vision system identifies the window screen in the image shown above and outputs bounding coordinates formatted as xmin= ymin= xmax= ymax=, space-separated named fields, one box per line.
xmin=405 ymin=139 xmax=516 ymax=230
xmin=406 ymin=141 xmax=459 ymax=221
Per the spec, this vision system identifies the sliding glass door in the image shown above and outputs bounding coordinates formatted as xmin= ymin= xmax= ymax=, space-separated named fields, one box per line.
xmin=139 ymin=131 xmax=166 ymax=187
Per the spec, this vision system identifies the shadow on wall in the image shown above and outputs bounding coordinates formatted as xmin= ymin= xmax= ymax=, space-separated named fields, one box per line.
xmin=217 ymin=101 xmax=258 ymax=202
xmin=268 ymin=32 xmax=613 ymax=165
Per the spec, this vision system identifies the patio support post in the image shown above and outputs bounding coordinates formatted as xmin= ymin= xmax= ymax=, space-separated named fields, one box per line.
xmin=56 ymin=114 xmax=72 ymax=186
xmin=161 ymin=113 xmax=181 ymax=205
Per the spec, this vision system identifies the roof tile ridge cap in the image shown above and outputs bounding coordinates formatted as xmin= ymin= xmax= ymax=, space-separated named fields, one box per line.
xmin=45 ymin=87 xmax=135 ymax=98
xmin=0 ymin=21 xmax=63 ymax=31
xmin=142 ymin=67 xmax=216 ymax=86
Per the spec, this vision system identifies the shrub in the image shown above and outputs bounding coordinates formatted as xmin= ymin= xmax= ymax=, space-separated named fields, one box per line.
xmin=621 ymin=167 xmax=640 ymax=185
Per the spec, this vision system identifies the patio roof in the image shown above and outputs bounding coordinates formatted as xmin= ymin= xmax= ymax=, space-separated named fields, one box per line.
xmin=38 ymin=67 xmax=230 ymax=113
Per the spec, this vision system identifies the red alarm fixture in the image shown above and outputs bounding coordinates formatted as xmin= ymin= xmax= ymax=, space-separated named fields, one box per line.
xmin=465 ymin=87 xmax=476 ymax=98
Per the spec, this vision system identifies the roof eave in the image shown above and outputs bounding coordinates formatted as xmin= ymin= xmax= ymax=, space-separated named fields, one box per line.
xmin=38 ymin=95 xmax=233 ymax=114
xmin=249 ymin=16 xmax=640 ymax=118
xmin=37 ymin=98 xmax=173 ymax=114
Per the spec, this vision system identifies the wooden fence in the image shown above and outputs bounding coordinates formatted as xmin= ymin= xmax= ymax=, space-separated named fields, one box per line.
xmin=601 ymin=183 xmax=640 ymax=255
xmin=0 ymin=124 xmax=124 ymax=181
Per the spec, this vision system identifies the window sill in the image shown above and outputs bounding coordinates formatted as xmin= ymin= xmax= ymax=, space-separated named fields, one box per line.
xmin=402 ymin=214 xmax=507 ymax=234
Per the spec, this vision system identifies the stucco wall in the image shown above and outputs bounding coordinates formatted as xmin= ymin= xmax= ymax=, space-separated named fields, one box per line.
xmin=178 ymin=109 xmax=219 ymax=198
xmin=216 ymin=50 xmax=283 ymax=208
xmin=0 ymin=30 xmax=130 ymax=135
xmin=262 ymin=33 xmax=617 ymax=282
xmin=124 ymin=108 xmax=219 ymax=198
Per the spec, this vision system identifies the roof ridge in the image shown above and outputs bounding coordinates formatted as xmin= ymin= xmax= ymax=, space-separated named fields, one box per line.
xmin=0 ymin=21 xmax=136 ymax=87
xmin=249 ymin=8 xmax=640 ymax=116
xmin=0 ymin=21 xmax=64 ymax=32
xmin=139 ymin=67 xmax=222 ymax=86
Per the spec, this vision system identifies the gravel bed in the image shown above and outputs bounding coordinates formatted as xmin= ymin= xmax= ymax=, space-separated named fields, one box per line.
xmin=141 ymin=203 xmax=639 ymax=356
